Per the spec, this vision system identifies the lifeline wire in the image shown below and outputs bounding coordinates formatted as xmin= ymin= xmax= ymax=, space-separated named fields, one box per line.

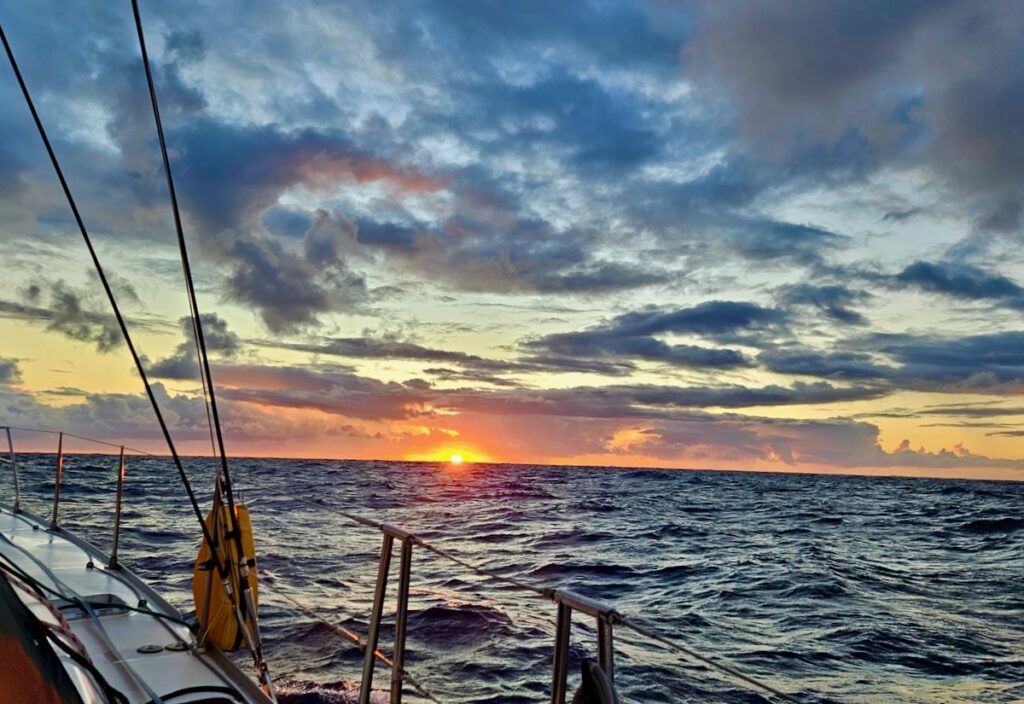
xmin=0 ymin=425 xmax=155 ymax=456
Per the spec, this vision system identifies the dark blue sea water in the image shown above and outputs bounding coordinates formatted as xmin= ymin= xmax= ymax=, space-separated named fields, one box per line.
xmin=8 ymin=454 xmax=1024 ymax=703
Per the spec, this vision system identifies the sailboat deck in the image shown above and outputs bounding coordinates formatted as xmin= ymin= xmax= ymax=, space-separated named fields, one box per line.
xmin=0 ymin=506 xmax=270 ymax=704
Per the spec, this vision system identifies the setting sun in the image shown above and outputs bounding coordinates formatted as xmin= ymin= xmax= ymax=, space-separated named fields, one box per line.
xmin=450 ymin=454 xmax=463 ymax=465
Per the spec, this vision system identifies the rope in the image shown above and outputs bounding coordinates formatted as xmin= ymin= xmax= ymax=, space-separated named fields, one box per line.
xmin=0 ymin=537 xmax=165 ymax=703
xmin=258 ymin=573 xmax=443 ymax=703
xmin=298 ymin=498 xmax=800 ymax=703
xmin=4 ymin=568 xmax=90 ymax=659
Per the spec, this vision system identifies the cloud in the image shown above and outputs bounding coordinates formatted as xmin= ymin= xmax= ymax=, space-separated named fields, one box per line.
xmin=0 ymin=380 xmax=364 ymax=448
xmin=895 ymin=260 xmax=1024 ymax=310
xmin=220 ymin=210 xmax=369 ymax=333
xmin=193 ymin=362 xmax=1015 ymax=469
xmin=168 ymin=120 xmax=444 ymax=235
xmin=2 ymin=0 xmax=1023 ymax=475
xmin=729 ymin=220 xmax=849 ymax=266
xmin=760 ymin=329 xmax=1024 ymax=394
xmin=632 ymin=415 xmax=1019 ymax=470
xmin=525 ymin=301 xmax=787 ymax=368
xmin=605 ymin=301 xmax=787 ymax=338
xmin=149 ymin=313 xmax=240 ymax=380
xmin=529 ymin=333 xmax=749 ymax=369
xmin=2 ymin=354 xmax=1013 ymax=471
xmin=882 ymin=207 xmax=924 ymax=223
xmin=0 ymin=281 xmax=123 ymax=353
xmin=351 ymin=206 xmax=671 ymax=295
xmin=215 ymin=365 xmax=434 ymax=421
xmin=759 ymin=349 xmax=891 ymax=381
xmin=686 ymin=0 xmax=1024 ymax=233
xmin=875 ymin=330 xmax=1024 ymax=392
xmin=260 ymin=335 xmax=636 ymax=379
xmin=0 ymin=359 xmax=22 ymax=385
xmin=209 ymin=362 xmax=885 ymax=420
xmin=777 ymin=283 xmax=871 ymax=325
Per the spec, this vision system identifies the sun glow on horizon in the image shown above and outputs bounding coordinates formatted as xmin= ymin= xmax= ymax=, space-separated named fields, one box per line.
xmin=402 ymin=446 xmax=491 ymax=464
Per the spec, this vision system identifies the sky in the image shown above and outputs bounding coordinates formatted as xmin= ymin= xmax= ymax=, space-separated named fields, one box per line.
xmin=0 ymin=0 xmax=1023 ymax=479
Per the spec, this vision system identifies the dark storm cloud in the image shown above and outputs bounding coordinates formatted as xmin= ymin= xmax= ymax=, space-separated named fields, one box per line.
xmin=777 ymin=283 xmax=871 ymax=325
xmin=895 ymin=261 xmax=1024 ymax=310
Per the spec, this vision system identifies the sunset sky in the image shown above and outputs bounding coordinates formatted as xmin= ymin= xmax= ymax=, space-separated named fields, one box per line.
xmin=1 ymin=1 xmax=1023 ymax=479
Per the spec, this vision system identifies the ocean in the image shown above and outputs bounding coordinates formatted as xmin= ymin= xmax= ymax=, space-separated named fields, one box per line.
xmin=8 ymin=454 xmax=1024 ymax=703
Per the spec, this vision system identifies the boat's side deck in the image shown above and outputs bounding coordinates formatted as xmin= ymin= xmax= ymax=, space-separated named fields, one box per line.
xmin=0 ymin=507 xmax=270 ymax=704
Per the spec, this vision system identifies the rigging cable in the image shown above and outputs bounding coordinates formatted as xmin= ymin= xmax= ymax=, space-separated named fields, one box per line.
xmin=0 ymin=16 xmax=239 ymax=639
xmin=129 ymin=1 xmax=275 ymax=697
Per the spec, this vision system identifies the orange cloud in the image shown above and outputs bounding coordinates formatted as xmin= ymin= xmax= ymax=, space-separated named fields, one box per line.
xmin=295 ymin=151 xmax=447 ymax=194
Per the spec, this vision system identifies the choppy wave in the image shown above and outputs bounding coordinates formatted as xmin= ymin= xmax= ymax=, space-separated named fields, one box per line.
xmin=12 ymin=454 xmax=1024 ymax=702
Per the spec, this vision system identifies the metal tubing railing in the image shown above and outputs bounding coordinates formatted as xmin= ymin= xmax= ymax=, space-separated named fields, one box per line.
xmin=551 ymin=602 xmax=572 ymax=703
xmin=359 ymin=523 xmax=415 ymax=704
xmin=549 ymin=589 xmax=619 ymax=703
xmin=390 ymin=539 xmax=413 ymax=703
xmin=109 ymin=446 xmax=126 ymax=569
xmin=50 ymin=431 xmax=64 ymax=530
xmin=359 ymin=532 xmax=393 ymax=704
xmin=598 ymin=619 xmax=614 ymax=683
xmin=4 ymin=427 xmax=20 ymax=511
